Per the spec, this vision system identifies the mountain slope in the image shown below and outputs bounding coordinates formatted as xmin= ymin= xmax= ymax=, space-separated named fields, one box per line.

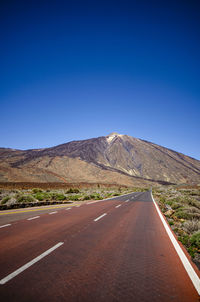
xmin=0 ymin=133 xmax=199 ymax=185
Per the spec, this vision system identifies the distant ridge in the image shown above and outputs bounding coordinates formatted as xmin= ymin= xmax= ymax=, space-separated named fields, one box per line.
xmin=0 ymin=133 xmax=199 ymax=186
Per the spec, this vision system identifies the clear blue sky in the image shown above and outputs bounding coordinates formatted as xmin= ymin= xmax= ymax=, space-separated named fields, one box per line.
xmin=0 ymin=0 xmax=200 ymax=159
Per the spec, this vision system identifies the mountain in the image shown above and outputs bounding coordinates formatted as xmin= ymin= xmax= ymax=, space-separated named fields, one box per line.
xmin=0 ymin=133 xmax=200 ymax=186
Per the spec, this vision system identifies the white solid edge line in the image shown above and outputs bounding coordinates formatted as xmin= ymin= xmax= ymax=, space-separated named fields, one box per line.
xmin=0 ymin=224 xmax=11 ymax=229
xmin=94 ymin=213 xmax=107 ymax=222
xmin=115 ymin=204 xmax=121 ymax=208
xmin=27 ymin=216 xmax=40 ymax=221
xmin=0 ymin=242 xmax=64 ymax=285
xmin=151 ymin=192 xmax=200 ymax=295
xmin=49 ymin=211 xmax=57 ymax=215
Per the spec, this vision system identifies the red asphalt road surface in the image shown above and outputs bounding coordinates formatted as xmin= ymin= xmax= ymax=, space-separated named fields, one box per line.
xmin=0 ymin=191 xmax=199 ymax=302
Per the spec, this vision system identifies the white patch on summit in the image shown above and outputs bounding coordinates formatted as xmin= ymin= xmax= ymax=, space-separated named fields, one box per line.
xmin=106 ymin=132 xmax=123 ymax=143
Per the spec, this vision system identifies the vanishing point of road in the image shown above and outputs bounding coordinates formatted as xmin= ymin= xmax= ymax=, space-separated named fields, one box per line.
xmin=0 ymin=191 xmax=199 ymax=301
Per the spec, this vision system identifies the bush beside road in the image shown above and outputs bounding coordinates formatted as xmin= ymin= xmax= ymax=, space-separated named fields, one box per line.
xmin=153 ymin=185 xmax=200 ymax=269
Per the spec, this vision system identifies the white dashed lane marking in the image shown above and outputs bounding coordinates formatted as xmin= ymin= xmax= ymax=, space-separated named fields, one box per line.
xmin=0 ymin=242 xmax=64 ymax=285
xmin=27 ymin=216 xmax=40 ymax=221
xmin=0 ymin=224 xmax=11 ymax=229
xmin=115 ymin=204 xmax=121 ymax=208
xmin=49 ymin=211 xmax=57 ymax=215
xmin=94 ymin=213 xmax=107 ymax=222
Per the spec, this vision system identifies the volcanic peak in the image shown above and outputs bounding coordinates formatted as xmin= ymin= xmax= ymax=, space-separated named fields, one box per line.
xmin=106 ymin=132 xmax=124 ymax=143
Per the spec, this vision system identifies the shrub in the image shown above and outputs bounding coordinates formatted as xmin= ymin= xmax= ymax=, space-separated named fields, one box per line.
xmin=32 ymin=188 xmax=43 ymax=194
xmin=186 ymin=198 xmax=200 ymax=209
xmin=175 ymin=210 xmax=190 ymax=220
xmin=1 ymin=196 xmax=10 ymax=204
xmin=183 ymin=220 xmax=200 ymax=234
xmin=178 ymin=229 xmax=200 ymax=258
xmin=182 ymin=207 xmax=200 ymax=220
xmin=186 ymin=190 xmax=200 ymax=196
xmin=90 ymin=193 xmax=102 ymax=200
xmin=171 ymin=203 xmax=182 ymax=210
xmin=34 ymin=194 xmax=43 ymax=201
xmin=55 ymin=194 xmax=66 ymax=201
xmin=187 ymin=247 xmax=197 ymax=258
xmin=186 ymin=207 xmax=200 ymax=214
xmin=17 ymin=195 xmax=35 ymax=203
xmin=68 ymin=195 xmax=80 ymax=201
xmin=107 ymin=193 xmax=112 ymax=197
xmin=66 ymin=188 xmax=80 ymax=194
xmin=169 ymin=197 xmax=182 ymax=204
xmin=159 ymin=196 xmax=167 ymax=204
xmin=190 ymin=231 xmax=200 ymax=248
xmin=49 ymin=192 xmax=57 ymax=200
xmin=188 ymin=213 xmax=200 ymax=219
xmin=33 ymin=192 xmax=50 ymax=201
xmin=178 ymin=234 xmax=190 ymax=246
xmin=83 ymin=196 xmax=90 ymax=200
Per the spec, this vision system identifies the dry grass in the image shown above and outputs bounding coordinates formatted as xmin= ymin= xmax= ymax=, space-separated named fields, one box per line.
xmin=183 ymin=220 xmax=200 ymax=234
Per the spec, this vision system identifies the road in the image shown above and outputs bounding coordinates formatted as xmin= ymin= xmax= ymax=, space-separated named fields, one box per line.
xmin=0 ymin=191 xmax=199 ymax=301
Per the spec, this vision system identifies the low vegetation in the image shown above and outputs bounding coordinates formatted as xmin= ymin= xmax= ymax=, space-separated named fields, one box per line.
xmin=153 ymin=185 xmax=200 ymax=268
xmin=0 ymin=186 xmax=138 ymax=210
